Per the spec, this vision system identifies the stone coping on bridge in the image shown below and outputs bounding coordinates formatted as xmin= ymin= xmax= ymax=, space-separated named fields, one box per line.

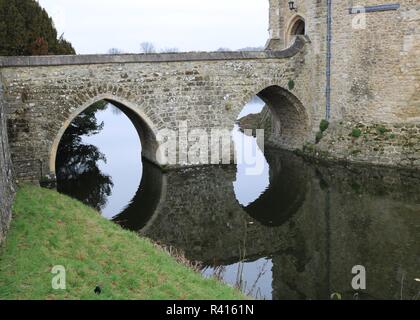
xmin=0 ymin=37 xmax=306 ymax=68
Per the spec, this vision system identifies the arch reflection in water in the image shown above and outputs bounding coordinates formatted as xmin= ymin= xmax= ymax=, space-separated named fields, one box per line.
xmin=141 ymin=149 xmax=308 ymax=300
xmin=233 ymin=94 xmax=306 ymax=226
xmin=243 ymin=149 xmax=307 ymax=226
xmin=113 ymin=161 xmax=163 ymax=230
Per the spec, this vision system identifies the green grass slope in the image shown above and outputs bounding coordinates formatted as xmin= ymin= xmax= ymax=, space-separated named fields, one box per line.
xmin=0 ymin=185 xmax=244 ymax=300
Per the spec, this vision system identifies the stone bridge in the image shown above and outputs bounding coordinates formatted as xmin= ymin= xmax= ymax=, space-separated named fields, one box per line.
xmin=1 ymin=0 xmax=419 ymax=183
xmin=0 ymin=36 xmax=321 ymax=182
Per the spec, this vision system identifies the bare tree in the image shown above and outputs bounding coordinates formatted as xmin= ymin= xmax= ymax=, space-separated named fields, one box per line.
xmin=237 ymin=46 xmax=264 ymax=52
xmin=107 ymin=48 xmax=124 ymax=54
xmin=140 ymin=42 xmax=156 ymax=54
xmin=161 ymin=47 xmax=179 ymax=53
xmin=217 ymin=47 xmax=231 ymax=52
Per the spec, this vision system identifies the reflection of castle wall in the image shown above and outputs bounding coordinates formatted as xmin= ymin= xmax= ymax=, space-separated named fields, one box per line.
xmin=141 ymin=150 xmax=420 ymax=300
xmin=328 ymin=193 xmax=419 ymax=300
xmin=271 ymin=180 xmax=330 ymax=300
xmin=326 ymin=166 xmax=420 ymax=300
xmin=272 ymin=164 xmax=420 ymax=300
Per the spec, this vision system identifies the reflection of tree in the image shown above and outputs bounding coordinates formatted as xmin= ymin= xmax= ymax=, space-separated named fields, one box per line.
xmin=56 ymin=101 xmax=113 ymax=211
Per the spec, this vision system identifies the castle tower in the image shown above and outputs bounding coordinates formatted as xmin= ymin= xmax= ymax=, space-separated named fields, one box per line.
xmin=266 ymin=0 xmax=283 ymax=49
xmin=266 ymin=0 xmax=307 ymax=50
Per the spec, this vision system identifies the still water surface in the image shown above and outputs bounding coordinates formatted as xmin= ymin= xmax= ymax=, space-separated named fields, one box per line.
xmin=57 ymin=102 xmax=420 ymax=300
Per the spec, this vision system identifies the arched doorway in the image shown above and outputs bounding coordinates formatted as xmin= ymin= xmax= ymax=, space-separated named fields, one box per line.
xmin=285 ymin=15 xmax=305 ymax=47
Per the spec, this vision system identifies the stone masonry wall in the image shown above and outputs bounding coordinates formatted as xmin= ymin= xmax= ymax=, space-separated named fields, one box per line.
xmin=304 ymin=120 xmax=420 ymax=169
xmin=266 ymin=0 xmax=420 ymax=169
xmin=331 ymin=0 xmax=419 ymax=124
xmin=0 ymin=78 xmax=14 ymax=245
xmin=268 ymin=0 xmax=419 ymax=122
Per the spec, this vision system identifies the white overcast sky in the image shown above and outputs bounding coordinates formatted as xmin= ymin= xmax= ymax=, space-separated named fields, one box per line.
xmin=37 ymin=0 xmax=269 ymax=54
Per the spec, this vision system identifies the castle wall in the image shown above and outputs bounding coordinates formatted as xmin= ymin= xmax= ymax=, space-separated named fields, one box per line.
xmin=0 ymin=77 xmax=15 ymax=245
xmin=267 ymin=0 xmax=419 ymax=169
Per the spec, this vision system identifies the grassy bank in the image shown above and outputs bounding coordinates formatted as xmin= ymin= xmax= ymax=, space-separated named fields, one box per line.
xmin=0 ymin=185 xmax=244 ymax=300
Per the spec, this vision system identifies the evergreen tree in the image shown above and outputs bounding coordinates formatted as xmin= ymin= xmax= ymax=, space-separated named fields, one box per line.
xmin=0 ymin=0 xmax=75 ymax=56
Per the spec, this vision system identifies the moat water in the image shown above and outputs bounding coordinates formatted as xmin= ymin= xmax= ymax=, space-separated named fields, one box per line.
xmin=57 ymin=102 xmax=420 ymax=300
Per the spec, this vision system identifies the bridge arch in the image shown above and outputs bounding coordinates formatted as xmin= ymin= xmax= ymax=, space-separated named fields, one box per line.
xmin=234 ymin=84 xmax=311 ymax=150
xmin=49 ymin=94 xmax=163 ymax=176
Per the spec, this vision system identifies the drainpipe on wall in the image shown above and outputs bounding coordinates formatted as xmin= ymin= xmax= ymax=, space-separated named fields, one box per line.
xmin=326 ymin=0 xmax=332 ymax=120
